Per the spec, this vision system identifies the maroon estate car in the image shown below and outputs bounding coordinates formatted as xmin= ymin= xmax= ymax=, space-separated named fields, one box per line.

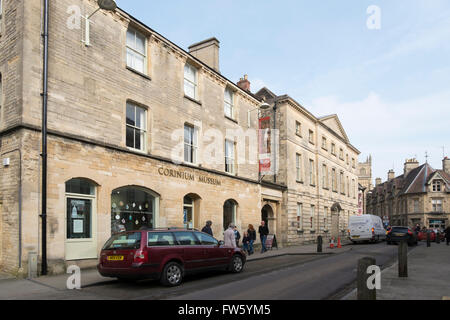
xmin=97 ymin=228 xmax=246 ymax=286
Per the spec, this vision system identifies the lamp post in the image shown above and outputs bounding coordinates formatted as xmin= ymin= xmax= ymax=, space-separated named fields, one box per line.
xmin=247 ymin=102 xmax=270 ymax=128
xmin=83 ymin=0 xmax=117 ymax=46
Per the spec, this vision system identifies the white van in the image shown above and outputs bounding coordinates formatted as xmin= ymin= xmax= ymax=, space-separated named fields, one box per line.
xmin=348 ymin=215 xmax=386 ymax=243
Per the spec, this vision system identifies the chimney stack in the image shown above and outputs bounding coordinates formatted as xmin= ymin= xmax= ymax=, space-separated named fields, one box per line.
xmin=388 ymin=170 xmax=395 ymax=181
xmin=237 ymin=74 xmax=251 ymax=92
xmin=404 ymin=158 xmax=419 ymax=177
xmin=375 ymin=178 xmax=382 ymax=186
xmin=188 ymin=38 xmax=220 ymax=72
xmin=443 ymin=156 xmax=450 ymax=174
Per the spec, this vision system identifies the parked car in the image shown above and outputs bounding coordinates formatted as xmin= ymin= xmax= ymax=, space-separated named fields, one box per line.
xmin=97 ymin=228 xmax=246 ymax=286
xmin=386 ymin=226 xmax=418 ymax=246
xmin=348 ymin=215 xmax=386 ymax=243
xmin=417 ymin=230 xmax=445 ymax=242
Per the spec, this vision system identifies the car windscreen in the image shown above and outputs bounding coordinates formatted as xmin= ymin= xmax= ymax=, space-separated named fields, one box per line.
xmin=102 ymin=232 xmax=142 ymax=250
xmin=391 ymin=227 xmax=409 ymax=233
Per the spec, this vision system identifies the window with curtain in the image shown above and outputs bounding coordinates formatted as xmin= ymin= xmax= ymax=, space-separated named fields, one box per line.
xmin=184 ymin=124 xmax=197 ymax=164
xmin=126 ymin=28 xmax=146 ymax=74
xmin=225 ymin=139 xmax=235 ymax=174
xmin=224 ymin=88 xmax=234 ymax=119
xmin=126 ymin=102 xmax=147 ymax=151
xmin=184 ymin=63 xmax=197 ymax=99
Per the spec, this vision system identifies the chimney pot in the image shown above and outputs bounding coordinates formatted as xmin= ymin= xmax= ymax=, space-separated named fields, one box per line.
xmin=237 ymin=75 xmax=251 ymax=92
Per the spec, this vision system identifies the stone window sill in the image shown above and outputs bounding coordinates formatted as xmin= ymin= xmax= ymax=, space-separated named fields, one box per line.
xmin=225 ymin=116 xmax=238 ymax=124
xmin=126 ymin=66 xmax=152 ymax=81
xmin=184 ymin=95 xmax=202 ymax=106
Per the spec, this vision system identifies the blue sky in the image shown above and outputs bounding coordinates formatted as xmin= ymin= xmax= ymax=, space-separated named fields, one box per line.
xmin=116 ymin=0 xmax=450 ymax=183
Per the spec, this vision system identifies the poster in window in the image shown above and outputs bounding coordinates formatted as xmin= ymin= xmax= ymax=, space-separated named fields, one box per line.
xmin=73 ymin=219 xmax=84 ymax=234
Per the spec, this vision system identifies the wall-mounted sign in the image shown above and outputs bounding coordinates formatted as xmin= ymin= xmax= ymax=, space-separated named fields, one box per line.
xmin=158 ymin=167 xmax=222 ymax=186
xmin=259 ymin=117 xmax=271 ymax=174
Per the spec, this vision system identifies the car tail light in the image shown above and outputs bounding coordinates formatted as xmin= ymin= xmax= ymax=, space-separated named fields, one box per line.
xmin=133 ymin=249 xmax=147 ymax=263
xmin=372 ymin=228 xmax=375 ymax=234
xmin=408 ymin=230 xmax=413 ymax=235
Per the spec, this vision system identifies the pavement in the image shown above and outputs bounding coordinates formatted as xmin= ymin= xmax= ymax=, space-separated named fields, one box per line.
xmin=0 ymin=240 xmax=352 ymax=299
xmin=343 ymin=242 xmax=450 ymax=300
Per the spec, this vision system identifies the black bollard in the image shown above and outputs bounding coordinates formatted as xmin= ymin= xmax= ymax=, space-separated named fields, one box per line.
xmin=427 ymin=232 xmax=431 ymax=247
xmin=357 ymin=257 xmax=377 ymax=300
xmin=317 ymin=236 xmax=323 ymax=253
xmin=436 ymin=232 xmax=441 ymax=244
xmin=398 ymin=240 xmax=408 ymax=278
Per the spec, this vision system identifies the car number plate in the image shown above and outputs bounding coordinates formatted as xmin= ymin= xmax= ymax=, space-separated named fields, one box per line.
xmin=352 ymin=236 xmax=360 ymax=238
xmin=107 ymin=256 xmax=124 ymax=261
xmin=394 ymin=233 xmax=404 ymax=237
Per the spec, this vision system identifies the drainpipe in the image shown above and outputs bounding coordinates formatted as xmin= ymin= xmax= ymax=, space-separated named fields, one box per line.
xmin=40 ymin=0 xmax=49 ymax=276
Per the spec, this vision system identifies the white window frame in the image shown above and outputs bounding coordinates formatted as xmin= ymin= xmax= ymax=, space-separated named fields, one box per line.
xmin=322 ymin=164 xmax=328 ymax=189
xmin=225 ymin=139 xmax=236 ymax=174
xmin=184 ymin=63 xmax=198 ymax=100
xmin=184 ymin=124 xmax=198 ymax=164
xmin=311 ymin=205 xmax=316 ymax=231
xmin=126 ymin=102 xmax=147 ymax=152
xmin=126 ymin=28 xmax=147 ymax=74
xmin=296 ymin=153 xmax=302 ymax=182
xmin=224 ymin=87 xmax=234 ymax=119
xmin=309 ymin=159 xmax=315 ymax=186
xmin=432 ymin=199 xmax=443 ymax=212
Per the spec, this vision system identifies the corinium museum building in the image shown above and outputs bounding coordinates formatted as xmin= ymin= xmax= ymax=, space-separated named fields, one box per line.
xmin=0 ymin=0 xmax=359 ymax=276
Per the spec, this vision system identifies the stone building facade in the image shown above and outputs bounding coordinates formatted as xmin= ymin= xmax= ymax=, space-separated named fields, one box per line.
xmin=255 ymin=88 xmax=360 ymax=244
xmin=366 ymin=158 xmax=450 ymax=230
xmin=0 ymin=0 xmax=360 ymax=275
xmin=357 ymin=156 xmax=373 ymax=214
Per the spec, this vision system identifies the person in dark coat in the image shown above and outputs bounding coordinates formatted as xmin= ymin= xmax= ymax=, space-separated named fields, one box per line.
xmin=258 ymin=221 xmax=269 ymax=253
xmin=201 ymin=221 xmax=213 ymax=236
xmin=444 ymin=226 xmax=450 ymax=246
xmin=247 ymin=224 xmax=257 ymax=255
xmin=242 ymin=232 xmax=251 ymax=254
xmin=234 ymin=226 xmax=241 ymax=247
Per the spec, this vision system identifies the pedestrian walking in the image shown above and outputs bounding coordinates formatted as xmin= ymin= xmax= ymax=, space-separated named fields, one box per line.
xmin=247 ymin=224 xmax=256 ymax=255
xmin=224 ymin=224 xmax=237 ymax=248
xmin=234 ymin=226 xmax=241 ymax=247
xmin=258 ymin=221 xmax=269 ymax=253
xmin=414 ymin=224 xmax=421 ymax=234
xmin=444 ymin=226 xmax=450 ymax=246
xmin=242 ymin=232 xmax=251 ymax=254
xmin=201 ymin=220 xmax=213 ymax=236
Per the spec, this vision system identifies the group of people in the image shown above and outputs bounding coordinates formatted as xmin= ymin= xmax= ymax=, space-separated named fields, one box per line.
xmin=413 ymin=224 xmax=450 ymax=245
xmin=201 ymin=220 xmax=270 ymax=254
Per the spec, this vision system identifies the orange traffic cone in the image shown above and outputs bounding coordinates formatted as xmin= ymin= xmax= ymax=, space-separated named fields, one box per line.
xmin=330 ymin=237 xmax=335 ymax=249
xmin=337 ymin=237 xmax=342 ymax=249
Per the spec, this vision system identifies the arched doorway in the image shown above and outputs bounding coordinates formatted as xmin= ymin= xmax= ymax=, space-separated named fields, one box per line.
xmin=261 ymin=204 xmax=274 ymax=233
xmin=331 ymin=202 xmax=342 ymax=239
xmin=111 ymin=186 xmax=160 ymax=234
xmin=183 ymin=193 xmax=201 ymax=229
xmin=223 ymin=199 xmax=238 ymax=231
xmin=65 ymin=178 xmax=98 ymax=260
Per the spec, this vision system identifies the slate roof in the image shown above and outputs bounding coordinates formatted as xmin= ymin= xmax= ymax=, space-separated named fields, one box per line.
xmin=370 ymin=163 xmax=450 ymax=196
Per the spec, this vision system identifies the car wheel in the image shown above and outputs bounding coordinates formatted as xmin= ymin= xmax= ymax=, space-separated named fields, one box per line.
xmin=160 ymin=262 xmax=183 ymax=287
xmin=229 ymin=255 xmax=244 ymax=273
xmin=387 ymin=241 xmax=391 ymax=245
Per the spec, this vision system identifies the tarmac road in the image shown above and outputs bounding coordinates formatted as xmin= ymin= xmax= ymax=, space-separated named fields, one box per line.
xmin=169 ymin=242 xmax=411 ymax=300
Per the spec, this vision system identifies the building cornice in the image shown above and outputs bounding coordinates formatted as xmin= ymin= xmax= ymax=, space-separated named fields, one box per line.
xmin=0 ymin=123 xmax=286 ymax=190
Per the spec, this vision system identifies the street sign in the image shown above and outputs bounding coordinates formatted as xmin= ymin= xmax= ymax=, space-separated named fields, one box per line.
xmin=265 ymin=234 xmax=278 ymax=250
